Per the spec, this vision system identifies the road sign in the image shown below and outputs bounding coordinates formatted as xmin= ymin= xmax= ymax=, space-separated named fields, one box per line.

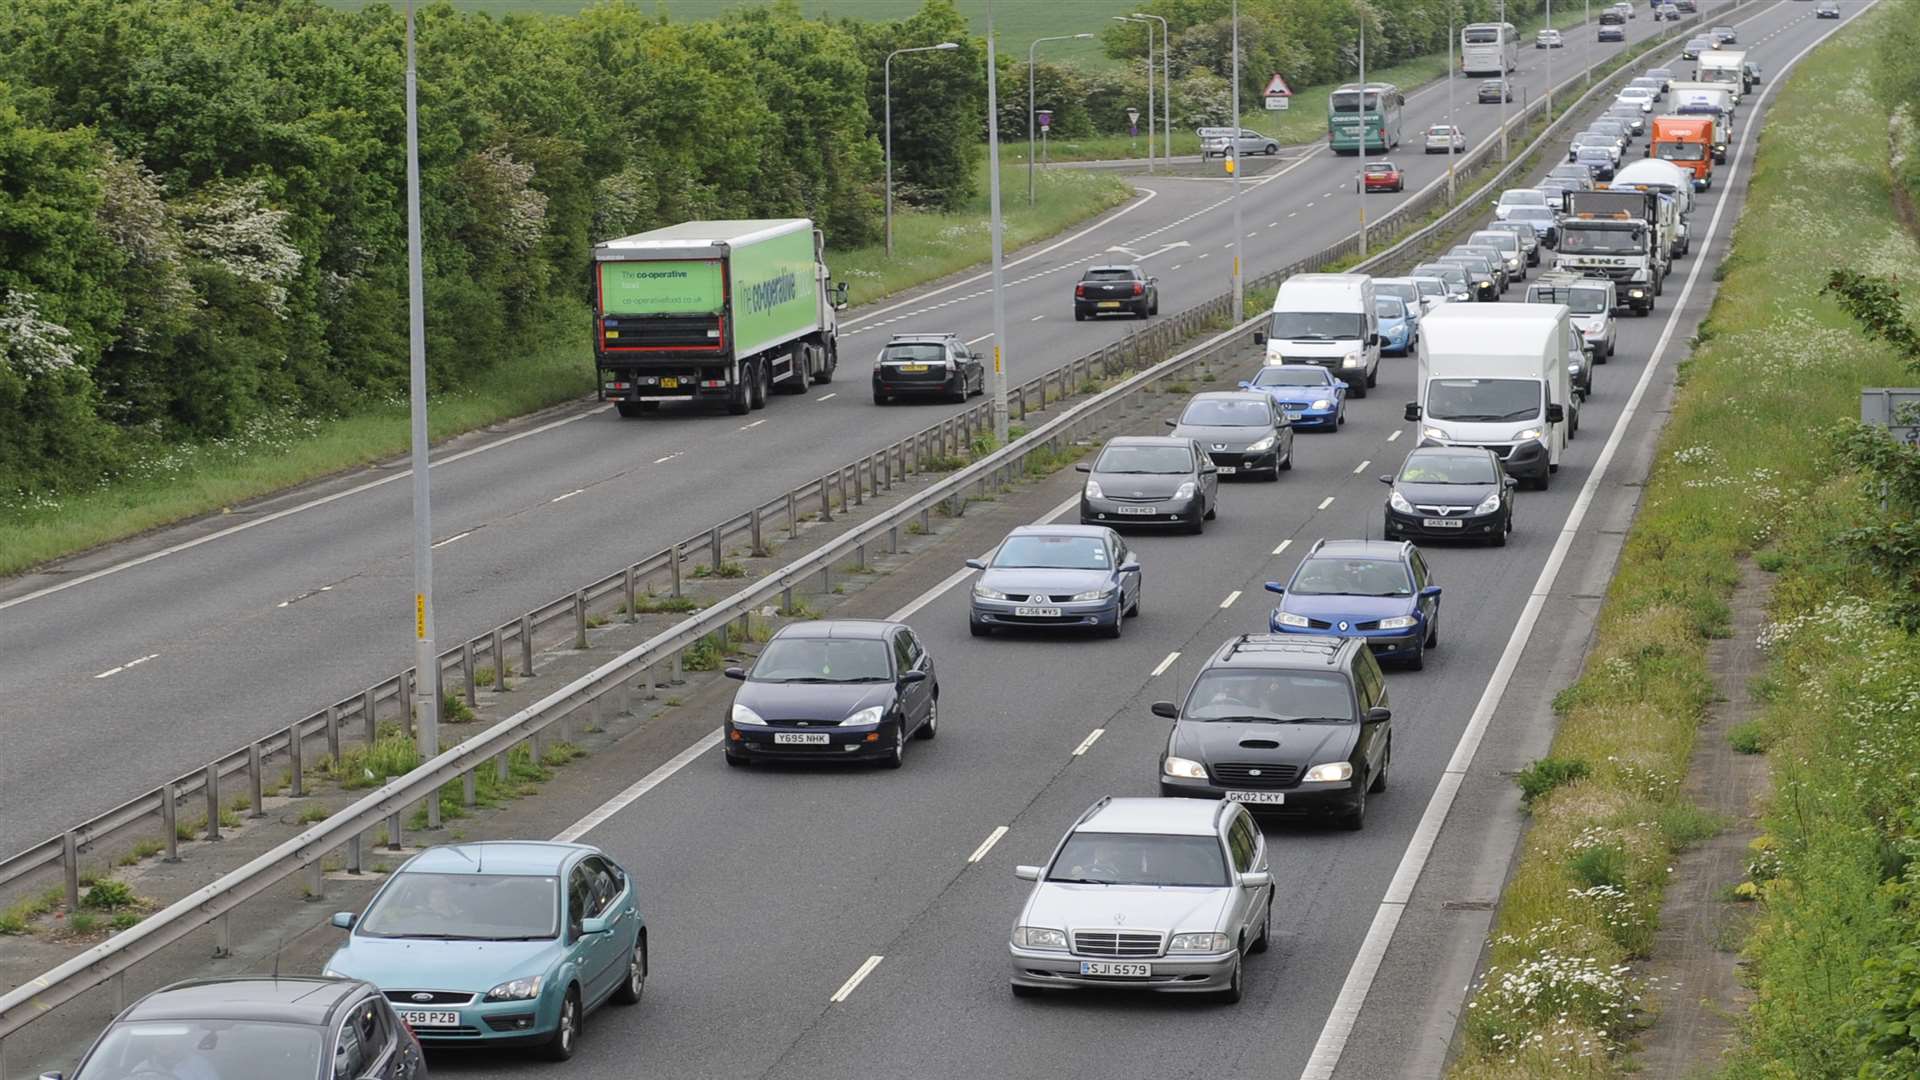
xmin=1862 ymin=388 xmax=1920 ymax=447
xmin=1037 ymin=109 xmax=1052 ymax=133
xmin=1266 ymin=95 xmax=1290 ymax=111
xmin=1126 ymin=106 xmax=1139 ymax=137
xmin=1264 ymin=73 xmax=1293 ymax=97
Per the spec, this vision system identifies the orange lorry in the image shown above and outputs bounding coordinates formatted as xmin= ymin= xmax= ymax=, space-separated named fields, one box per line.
xmin=1648 ymin=116 xmax=1714 ymax=190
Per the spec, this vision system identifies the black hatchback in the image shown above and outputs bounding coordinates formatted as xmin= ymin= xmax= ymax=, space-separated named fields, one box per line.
xmin=1155 ymin=635 xmax=1392 ymax=831
xmin=723 ymin=620 xmax=937 ymax=769
xmin=1380 ymin=446 xmax=1516 ymax=545
xmin=52 ymin=976 xmax=425 ymax=1080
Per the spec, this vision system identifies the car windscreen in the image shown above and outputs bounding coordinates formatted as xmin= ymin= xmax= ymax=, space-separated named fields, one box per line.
xmin=1374 ymin=297 xmax=1407 ymax=319
xmin=992 ymin=534 xmax=1112 ymax=570
xmin=1559 ymin=226 xmax=1644 ymax=254
xmin=1330 ymin=90 xmax=1378 ymax=113
xmin=1288 ymin=557 xmax=1414 ymax=598
xmin=881 ymin=343 xmax=946 ymax=363
xmin=1464 ymin=28 xmax=1499 ymax=43
xmin=1415 ymin=264 xmax=1469 ymax=285
xmin=1564 ymin=287 xmax=1609 ymax=314
xmin=1269 ymin=311 xmax=1365 ymax=340
xmin=1180 ymin=399 xmax=1272 ymax=427
xmin=1410 ymin=277 xmax=1446 ymax=297
xmin=1510 ymin=207 xmax=1556 ymax=223
xmin=1470 ymin=232 xmax=1515 ymax=250
xmin=1424 ymin=377 xmax=1542 ymax=423
xmin=1656 ymin=142 xmax=1707 ymax=162
xmin=1250 ymin=367 xmax=1329 ymax=388
xmin=1181 ymin=669 xmax=1356 ymax=723
xmin=1400 ymin=452 xmax=1499 ymax=484
xmin=1093 ymin=444 xmax=1194 ymax=474
xmin=1049 ymin=832 xmax=1228 ymax=887
xmin=1377 ymin=282 xmax=1420 ymax=303
xmin=359 ymin=871 xmax=559 ymax=940
xmin=751 ymin=638 xmax=892 ymax=683
xmin=1577 ymin=149 xmax=1613 ymax=165
xmin=1365 ymin=163 xmax=1395 ymax=174
xmin=76 ymin=1020 xmax=323 ymax=1080
xmin=1428 ymin=125 xmax=1454 ymax=136
xmin=1083 ymin=269 xmax=1137 ymax=282
xmin=1499 ymin=191 xmax=1546 ymax=207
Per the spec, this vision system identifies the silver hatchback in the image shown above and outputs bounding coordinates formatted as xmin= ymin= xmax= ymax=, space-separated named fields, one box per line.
xmin=1010 ymin=797 xmax=1272 ymax=1002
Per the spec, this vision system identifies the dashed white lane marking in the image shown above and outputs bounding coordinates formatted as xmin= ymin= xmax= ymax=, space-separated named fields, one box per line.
xmin=1220 ymin=590 xmax=1242 ymax=608
xmin=968 ymin=826 xmax=1011 ymax=863
xmin=430 ymin=531 xmax=471 ymax=549
xmin=94 ymin=653 xmax=159 ymax=680
xmin=739 ymin=419 xmax=767 ymax=431
xmin=966 ymin=333 xmax=994 ymax=346
xmin=1387 ymin=430 xmax=1402 ymax=442
xmin=1273 ymin=538 xmax=1293 ymax=557
xmin=815 ymin=392 xmax=837 ymax=403
xmin=550 ymin=489 xmax=585 ymax=503
xmin=652 ymin=452 xmax=684 ymax=464
xmin=1171 ymin=264 xmax=1184 ymax=271
xmin=1030 ymin=314 xmax=1045 ymax=321
xmin=830 ymin=956 xmax=884 ymax=1003
xmin=1072 ymin=729 xmax=1105 ymax=756
xmin=1317 ymin=496 xmax=1335 ymax=511
xmin=1151 ymin=651 xmax=1181 ymax=678
xmin=1289 ymin=211 xmax=1298 ymax=217
xmin=1199 ymin=252 xmax=1211 ymax=259
xmin=1354 ymin=459 xmax=1371 ymax=474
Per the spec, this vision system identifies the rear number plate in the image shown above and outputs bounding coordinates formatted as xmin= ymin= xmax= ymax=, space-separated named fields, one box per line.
xmin=1423 ymin=518 xmax=1466 ymax=529
xmin=898 ymin=364 xmax=928 ymax=373
xmin=1014 ymin=606 xmax=1063 ymax=618
xmin=1217 ymin=466 xmax=1238 ymax=475
xmin=399 ymin=1010 xmax=459 ymax=1028
xmin=1097 ymin=300 xmax=1122 ymax=308
xmin=1116 ymin=505 xmax=1157 ymax=515
xmin=774 ymin=732 xmax=831 ymax=745
xmin=1226 ymin=791 xmax=1286 ymax=804
xmin=1080 ymin=961 xmax=1151 ymax=977
xmin=659 ymin=377 xmax=679 ymax=389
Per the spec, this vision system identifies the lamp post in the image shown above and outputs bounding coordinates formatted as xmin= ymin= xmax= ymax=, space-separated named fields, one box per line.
xmin=886 ymin=41 xmax=960 ymax=257
xmin=1231 ymin=0 xmax=1244 ymax=322
xmin=1115 ymin=15 xmax=1155 ymax=173
xmin=1586 ymin=0 xmax=1592 ymax=86
xmin=986 ymin=3 xmax=1010 ymax=444
xmin=1498 ymin=0 xmax=1510 ymax=161
xmin=1132 ymin=12 xmax=1171 ymax=168
xmin=1447 ymin=4 xmax=1458 ymax=203
xmin=1546 ymin=0 xmax=1554 ymax=116
xmin=403 ymin=0 xmax=438 ymax=827
xmin=1029 ymin=33 xmax=1094 ymax=207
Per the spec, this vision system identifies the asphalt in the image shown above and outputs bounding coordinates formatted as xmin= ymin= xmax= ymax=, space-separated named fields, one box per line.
xmin=0 ymin=0 xmax=1754 ymax=882
xmin=282 ymin=5 xmax=1846 ymax=1078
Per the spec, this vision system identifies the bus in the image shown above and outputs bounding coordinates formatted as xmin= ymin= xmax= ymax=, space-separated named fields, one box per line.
xmin=1462 ymin=22 xmax=1518 ymax=76
xmin=1328 ymin=82 xmax=1405 ymax=154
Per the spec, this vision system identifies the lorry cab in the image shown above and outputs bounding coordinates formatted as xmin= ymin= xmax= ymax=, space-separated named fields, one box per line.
xmin=1403 ymin=305 xmax=1576 ymax=490
xmin=1254 ymin=274 xmax=1381 ymax=397
xmin=1648 ymin=116 xmax=1714 ymax=190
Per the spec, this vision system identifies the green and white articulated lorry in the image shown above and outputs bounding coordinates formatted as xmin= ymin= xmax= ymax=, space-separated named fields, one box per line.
xmin=592 ymin=219 xmax=848 ymax=417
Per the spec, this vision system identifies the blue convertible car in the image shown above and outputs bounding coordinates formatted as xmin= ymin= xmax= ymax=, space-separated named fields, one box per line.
xmin=1239 ymin=364 xmax=1348 ymax=431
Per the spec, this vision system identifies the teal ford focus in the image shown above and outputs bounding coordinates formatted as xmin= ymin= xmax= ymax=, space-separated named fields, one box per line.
xmin=323 ymin=842 xmax=645 ymax=1062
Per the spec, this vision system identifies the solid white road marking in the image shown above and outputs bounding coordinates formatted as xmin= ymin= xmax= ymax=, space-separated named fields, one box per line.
xmin=1272 ymin=539 xmax=1292 ymax=557
xmin=550 ymin=489 xmax=585 ymax=503
xmin=1072 ymin=729 xmax=1105 ymax=756
xmin=1317 ymin=496 xmax=1335 ymax=510
xmin=1171 ymin=264 xmax=1184 ymax=271
xmin=430 ymin=531 xmax=471 ymax=549
xmin=815 ymin=393 xmax=837 ymax=402
xmin=1220 ymin=590 xmax=1242 ymax=608
xmin=1297 ymin=12 xmax=1857 ymax=1073
xmin=93 ymin=654 xmax=159 ymax=680
xmin=739 ymin=419 xmax=767 ymax=431
xmin=830 ymin=956 xmax=885 ymax=1003
xmin=965 ymin=333 xmax=994 ymax=346
xmin=1387 ymin=430 xmax=1401 ymax=442
xmin=1354 ymin=460 xmax=1371 ymax=474
xmin=1151 ymin=651 xmax=1181 ymax=678
xmin=967 ymin=826 xmax=1011 ymax=863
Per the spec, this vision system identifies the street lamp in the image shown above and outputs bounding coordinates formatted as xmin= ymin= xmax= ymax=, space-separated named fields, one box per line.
xmin=1357 ymin=0 xmax=1369 ymax=259
xmin=1447 ymin=3 xmax=1458 ymax=203
xmin=986 ymin=2 xmax=1010 ymax=444
xmin=1029 ymin=33 xmax=1094 ymax=207
xmin=1231 ymin=0 xmax=1244 ymax=322
xmin=1546 ymin=0 xmax=1553 ymax=116
xmin=1114 ymin=15 xmax=1156 ymax=173
xmin=885 ymin=41 xmax=960 ymax=257
xmin=1498 ymin=0 xmax=1510 ymax=162
xmin=403 ymin=0 xmax=438 ymax=827
xmin=1132 ymin=12 xmax=1171 ymax=168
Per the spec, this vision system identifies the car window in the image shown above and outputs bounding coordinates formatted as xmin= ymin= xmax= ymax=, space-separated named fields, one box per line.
xmin=1250 ymin=367 xmax=1329 ymax=388
xmin=1084 ymin=268 xmax=1138 ymax=282
xmin=892 ymin=632 xmax=915 ymax=674
xmin=1180 ymin=399 xmax=1273 ymax=426
xmin=751 ymin=638 xmax=892 ymax=683
xmin=351 ymin=996 xmax=389 ymax=1067
xmin=993 ymin=534 xmax=1111 ymax=570
xmin=1226 ymin=815 xmax=1257 ymax=873
xmin=333 ymin=1019 xmax=366 ymax=1080
xmin=358 ymin=871 xmax=560 ymax=940
xmin=1049 ymin=832 xmax=1228 ymax=887
xmin=1181 ymin=669 xmax=1358 ymax=722
xmin=584 ymin=856 xmax=620 ymax=917
xmin=881 ymin=343 xmax=947 ymax=363
xmin=1411 ymin=550 xmax=1430 ymax=588
xmin=901 ymin=629 xmax=924 ymax=667
xmin=1290 ymin=557 xmax=1413 ymax=598
xmin=1352 ymin=656 xmax=1381 ymax=710
xmin=1092 ymin=444 xmax=1194 ymax=474
xmin=568 ymin=865 xmax=591 ymax=937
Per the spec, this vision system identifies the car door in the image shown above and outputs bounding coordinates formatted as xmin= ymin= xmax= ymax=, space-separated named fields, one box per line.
xmin=904 ymin=629 xmax=934 ymax=722
xmin=330 ymin=1011 xmax=368 ymax=1080
xmin=1354 ymin=653 xmax=1390 ymax=777
xmin=584 ymin=856 xmax=633 ymax=1005
xmin=1410 ymin=550 xmax=1438 ymax=625
xmin=344 ymin=994 xmax=401 ymax=1079
xmin=566 ymin=862 xmax=613 ymax=1004
xmin=1191 ymin=441 xmax=1218 ymax=506
xmin=1223 ymin=811 xmax=1262 ymax=950
xmin=371 ymin=996 xmax=423 ymax=1080
xmin=1110 ymin=536 xmax=1138 ymax=609
xmin=1270 ymin=400 xmax=1293 ymax=460
xmin=889 ymin=631 xmax=925 ymax=733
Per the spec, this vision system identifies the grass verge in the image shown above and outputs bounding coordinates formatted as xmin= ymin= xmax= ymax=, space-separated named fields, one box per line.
xmin=1442 ymin=12 xmax=1910 ymax=1077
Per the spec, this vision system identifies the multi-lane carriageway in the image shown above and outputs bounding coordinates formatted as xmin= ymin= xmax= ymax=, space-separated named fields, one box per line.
xmin=0 ymin=0 xmax=1772 ymax=860
xmin=9 ymin=4 xmax=1828 ymax=1078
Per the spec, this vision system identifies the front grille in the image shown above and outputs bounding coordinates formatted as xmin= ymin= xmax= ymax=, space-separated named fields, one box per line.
xmin=1073 ymin=930 xmax=1164 ymax=958
xmin=1211 ymin=762 xmax=1301 ymax=788
xmin=1003 ymin=593 xmax=1071 ymax=604
xmin=1279 ymin=355 xmax=1337 ymax=368
xmin=1413 ymin=504 xmax=1473 ymax=516
xmin=384 ymin=990 xmax=476 ymax=1007
xmin=1457 ymin=443 xmax=1513 ymax=460
xmin=601 ymin=315 xmax=721 ymax=349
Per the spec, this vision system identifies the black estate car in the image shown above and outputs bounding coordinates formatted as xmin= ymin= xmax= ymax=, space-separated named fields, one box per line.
xmin=1074 ymin=264 xmax=1159 ymax=320
xmin=872 ymin=332 xmax=985 ymax=405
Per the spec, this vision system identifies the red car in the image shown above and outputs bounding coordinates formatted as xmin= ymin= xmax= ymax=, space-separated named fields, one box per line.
xmin=1360 ymin=161 xmax=1404 ymax=193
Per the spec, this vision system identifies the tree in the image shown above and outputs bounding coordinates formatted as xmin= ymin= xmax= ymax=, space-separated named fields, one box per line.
xmin=849 ymin=0 xmax=986 ymax=211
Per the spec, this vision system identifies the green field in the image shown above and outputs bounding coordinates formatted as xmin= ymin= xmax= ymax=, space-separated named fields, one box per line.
xmin=319 ymin=0 xmax=1130 ymax=67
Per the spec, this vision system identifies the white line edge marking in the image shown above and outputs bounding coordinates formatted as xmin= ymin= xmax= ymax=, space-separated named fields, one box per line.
xmin=1316 ymin=496 xmax=1335 ymax=510
xmin=1030 ymin=314 xmax=1045 ymax=321
xmin=430 ymin=531 xmax=471 ymax=549
xmin=1072 ymin=729 xmax=1105 ymax=756
xmin=815 ymin=392 xmax=837 ymax=402
xmin=739 ymin=419 xmax=767 ymax=431
xmin=1150 ymin=651 xmax=1181 ymax=678
xmin=125 ymin=654 xmax=157 ymax=669
xmin=0 ymin=405 xmax=609 ymax=614
xmin=93 ymin=666 xmax=124 ymax=680
xmin=1387 ymin=430 xmax=1402 ymax=442
xmin=550 ymin=489 xmax=585 ymax=503
xmin=830 ymin=955 xmax=885 ymax=1003
xmin=1297 ymin=11 xmax=1851 ymax=1074
xmin=967 ymin=826 xmax=1011 ymax=863
xmin=652 ymin=453 xmax=680 ymax=464
xmin=1272 ymin=539 xmax=1293 ymax=556
xmin=551 ymin=729 xmax=724 ymax=843
xmin=1353 ymin=459 xmax=1371 ymax=474
xmin=965 ymin=333 xmax=994 ymax=346
xmin=1220 ymin=590 xmax=1241 ymax=608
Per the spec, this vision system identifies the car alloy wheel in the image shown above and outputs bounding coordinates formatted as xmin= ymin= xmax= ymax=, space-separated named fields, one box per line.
xmin=1371 ymin=737 xmax=1391 ymax=793
xmin=916 ymin=695 xmax=939 ymax=740
xmin=543 ymin=987 xmax=581 ymax=1061
xmin=613 ymin=941 xmax=647 ymax=1005
xmin=880 ymin=725 xmax=907 ymax=768
xmin=1216 ymin=955 xmax=1245 ymax=1004
xmin=1250 ymin=900 xmax=1272 ymax=954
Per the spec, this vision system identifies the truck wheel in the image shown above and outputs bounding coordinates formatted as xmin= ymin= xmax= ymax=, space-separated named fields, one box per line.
xmin=728 ymin=375 xmax=751 ymax=415
xmin=815 ymin=344 xmax=836 ymax=384
xmin=748 ymin=362 xmax=769 ymax=410
xmin=782 ymin=346 xmax=812 ymax=395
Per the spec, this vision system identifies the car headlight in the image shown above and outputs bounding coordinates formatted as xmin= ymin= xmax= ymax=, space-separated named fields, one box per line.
xmin=1070 ymin=587 xmax=1116 ymax=601
xmin=1628 ymin=288 xmax=1646 ymax=298
xmin=1013 ymin=927 xmax=1069 ymax=950
xmin=842 ymin=706 xmax=885 ymax=727
xmin=1168 ymin=932 xmax=1234 ymax=953
xmin=484 ymin=975 xmax=544 ymax=1002
xmin=1174 ymin=481 xmax=1197 ymax=500
xmin=1343 ymin=350 xmax=1366 ymax=367
xmin=1303 ymin=762 xmax=1355 ymax=783
xmin=1084 ymin=478 xmax=1104 ymax=500
xmin=1422 ymin=426 xmax=1450 ymax=442
xmin=1244 ymin=435 xmax=1276 ymax=454
xmin=730 ymin=703 xmax=767 ymax=727
xmin=1569 ymin=361 xmax=1583 ymax=375
xmin=1475 ymin=490 xmax=1503 ymax=515
xmin=1477 ymin=279 xmax=1492 ymax=289
xmin=974 ymin=583 xmax=1009 ymax=601
xmin=1273 ymin=611 xmax=1311 ymax=628
xmin=1388 ymin=490 xmax=1414 ymax=514
xmin=1376 ymin=615 xmax=1419 ymax=630
xmin=1163 ymin=756 xmax=1209 ymax=780
xmin=1512 ymin=428 xmax=1544 ymax=442
xmin=1310 ymin=398 xmax=1334 ymax=410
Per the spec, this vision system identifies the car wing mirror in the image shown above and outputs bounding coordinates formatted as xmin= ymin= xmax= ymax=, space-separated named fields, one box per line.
xmin=1253 ymin=331 xmax=1267 ymax=346
xmin=1419 ymin=585 xmax=1443 ymax=599
xmin=1546 ymin=403 xmax=1566 ymax=424
xmin=1074 ymin=462 xmax=1092 ymax=473
xmin=1262 ymin=581 xmax=1286 ymax=595
xmin=1120 ymin=559 xmax=1141 ymax=573
xmin=329 ymin=911 xmax=356 ymax=930
xmin=965 ymin=557 xmax=988 ymax=570
xmin=1377 ymin=474 xmax=1393 ymax=485
xmin=1365 ymin=706 xmax=1392 ymax=724
xmin=898 ymin=670 xmax=928 ymax=685
xmin=1164 ymin=418 xmax=1178 ymax=428
xmin=1404 ymin=403 xmax=1421 ymax=422
xmin=1237 ymin=380 xmax=1252 ymax=389
xmin=1239 ymin=870 xmax=1273 ymax=889
xmin=580 ymin=915 xmax=612 ymax=936
xmin=1014 ymin=864 xmax=1042 ymax=881
xmin=1150 ymin=701 xmax=1179 ymax=719
xmin=723 ymin=666 xmax=747 ymax=680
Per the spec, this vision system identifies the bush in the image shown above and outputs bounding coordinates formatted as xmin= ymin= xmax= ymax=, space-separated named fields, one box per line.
xmin=1515 ymin=757 xmax=1590 ymax=806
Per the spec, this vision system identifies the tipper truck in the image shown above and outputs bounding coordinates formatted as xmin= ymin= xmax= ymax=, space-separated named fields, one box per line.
xmin=1556 ymin=190 xmax=1666 ymax=314
xmin=592 ymin=218 xmax=848 ymax=417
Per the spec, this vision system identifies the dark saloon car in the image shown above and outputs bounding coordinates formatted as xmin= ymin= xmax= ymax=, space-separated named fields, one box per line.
xmin=1168 ymin=391 xmax=1294 ymax=480
xmin=1265 ymin=539 xmax=1442 ymax=669
xmin=48 ymin=976 xmax=425 ymax=1080
xmin=1076 ymin=436 xmax=1219 ymax=533
xmin=871 ymin=332 xmax=985 ymax=405
xmin=723 ymin=620 xmax=936 ymax=767
xmin=1380 ymin=446 xmax=1516 ymax=545
xmin=1156 ymin=635 xmax=1391 ymax=830
xmin=968 ymin=525 xmax=1142 ymax=638
xmin=1074 ymin=264 xmax=1158 ymax=320
xmin=1477 ymin=79 xmax=1513 ymax=104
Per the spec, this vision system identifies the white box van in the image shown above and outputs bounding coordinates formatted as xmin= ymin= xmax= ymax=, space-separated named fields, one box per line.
xmin=1404 ymin=304 xmax=1576 ymax=489
xmin=1254 ymin=274 xmax=1380 ymax=397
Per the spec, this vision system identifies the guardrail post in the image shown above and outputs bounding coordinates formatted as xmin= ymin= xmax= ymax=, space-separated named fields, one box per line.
xmin=787 ymin=489 xmax=800 ymax=538
xmin=462 ymin=642 xmax=478 ymax=707
xmin=288 ymin=721 xmax=305 ymax=798
xmin=347 ymin=832 xmax=363 ymax=875
xmin=819 ymin=478 xmax=833 ymax=522
xmin=386 ymin=812 xmax=402 ymax=851
xmin=305 ymin=861 xmax=325 ymax=902
xmin=750 ymin=507 xmax=764 ymax=555
xmin=574 ymin=590 xmax=589 ymax=650
xmin=920 ymin=508 xmax=931 ymax=535
xmin=782 ymin=585 xmax=794 ymax=614
xmin=709 ymin=524 xmax=723 ymax=569
xmin=325 ymin=705 xmax=342 ymax=762
xmin=61 ymin=831 xmax=80 ymax=911
xmin=462 ymin=769 xmax=477 ymax=808
xmin=889 ymin=525 xmax=899 ymax=555
xmin=212 ymin=912 xmax=231 ymax=958
xmin=247 ymin=744 xmax=265 ymax=818
xmin=161 ymin=783 xmax=180 ymax=862
xmin=520 ymin=615 xmax=535 ymax=678
xmin=496 ymin=749 xmax=511 ymax=784
xmin=821 ymin=562 xmax=834 ymax=594
xmin=852 ymin=463 xmax=865 ymax=507
xmin=362 ymin=688 xmax=378 ymax=743
xmin=203 ymin=763 xmax=221 ymax=842
xmin=855 ymin=542 xmax=867 ymax=571
xmin=492 ymin=627 xmax=508 ymax=684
